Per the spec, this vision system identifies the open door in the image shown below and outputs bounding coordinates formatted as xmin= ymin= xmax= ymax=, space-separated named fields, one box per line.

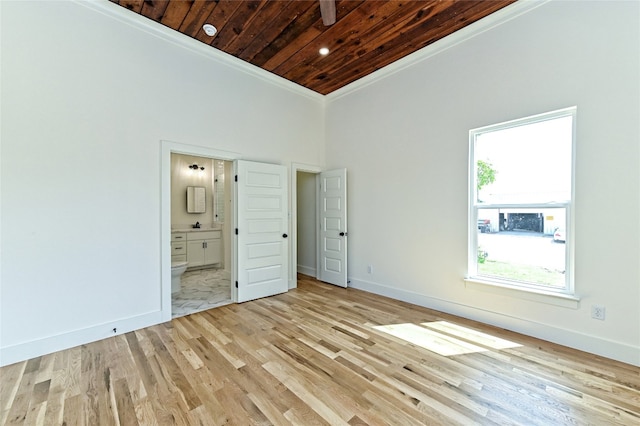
xmin=318 ymin=169 xmax=348 ymax=287
xmin=236 ymin=160 xmax=289 ymax=302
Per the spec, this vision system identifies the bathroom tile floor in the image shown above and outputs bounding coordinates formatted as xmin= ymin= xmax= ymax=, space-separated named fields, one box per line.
xmin=172 ymin=268 xmax=232 ymax=318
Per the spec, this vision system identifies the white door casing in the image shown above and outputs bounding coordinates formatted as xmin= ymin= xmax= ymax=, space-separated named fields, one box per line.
xmin=235 ymin=160 xmax=289 ymax=302
xmin=318 ymin=169 xmax=348 ymax=287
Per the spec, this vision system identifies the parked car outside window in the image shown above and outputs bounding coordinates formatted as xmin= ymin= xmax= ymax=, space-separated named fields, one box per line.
xmin=478 ymin=219 xmax=491 ymax=233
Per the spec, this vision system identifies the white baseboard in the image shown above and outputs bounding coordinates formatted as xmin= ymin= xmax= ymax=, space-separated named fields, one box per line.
xmin=297 ymin=265 xmax=317 ymax=278
xmin=4 ymin=280 xmax=636 ymax=367
xmin=0 ymin=311 xmax=164 ymax=367
xmin=348 ymin=277 xmax=639 ymax=367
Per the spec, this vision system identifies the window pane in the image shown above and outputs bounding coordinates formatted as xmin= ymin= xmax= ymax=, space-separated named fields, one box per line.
xmin=470 ymin=108 xmax=574 ymax=292
xmin=477 ymin=208 xmax=567 ymax=288
xmin=475 ymin=116 xmax=573 ymax=204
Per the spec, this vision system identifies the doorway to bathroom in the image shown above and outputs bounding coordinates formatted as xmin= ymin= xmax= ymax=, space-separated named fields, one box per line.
xmin=161 ymin=142 xmax=346 ymax=320
xmin=170 ymin=152 xmax=233 ymax=318
xmin=162 ymin=141 xmax=292 ymax=320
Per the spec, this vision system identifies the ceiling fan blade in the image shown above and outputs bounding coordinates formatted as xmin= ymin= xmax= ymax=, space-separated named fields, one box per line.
xmin=319 ymin=0 xmax=336 ymax=26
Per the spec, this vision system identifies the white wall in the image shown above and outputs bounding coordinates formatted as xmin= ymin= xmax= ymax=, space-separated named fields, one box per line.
xmin=325 ymin=1 xmax=640 ymax=365
xmin=0 ymin=0 xmax=323 ymax=365
xmin=296 ymin=171 xmax=318 ymax=276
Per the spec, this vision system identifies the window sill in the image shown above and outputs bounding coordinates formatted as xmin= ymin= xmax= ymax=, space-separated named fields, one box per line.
xmin=464 ymin=277 xmax=580 ymax=309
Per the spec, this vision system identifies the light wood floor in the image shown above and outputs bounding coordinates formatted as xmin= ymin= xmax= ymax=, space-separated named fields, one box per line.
xmin=1 ymin=275 xmax=638 ymax=425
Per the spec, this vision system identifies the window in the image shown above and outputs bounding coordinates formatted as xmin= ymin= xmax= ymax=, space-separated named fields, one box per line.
xmin=468 ymin=107 xmax=575 ymax=294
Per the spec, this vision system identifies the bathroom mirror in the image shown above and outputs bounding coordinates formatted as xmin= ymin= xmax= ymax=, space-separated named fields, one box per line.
xmin=186 ymin=186 xmax=206 ymax=213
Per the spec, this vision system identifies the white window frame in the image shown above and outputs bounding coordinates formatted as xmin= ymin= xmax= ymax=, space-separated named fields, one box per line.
xmin=467 ymin=107 xmax=577 ymax=296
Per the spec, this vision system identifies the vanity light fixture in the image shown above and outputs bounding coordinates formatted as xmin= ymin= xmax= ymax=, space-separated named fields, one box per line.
xmin=203 ymin=24 xmax=217 ymax=37
xmin=189 ymin=164 xmax=205 ymax=171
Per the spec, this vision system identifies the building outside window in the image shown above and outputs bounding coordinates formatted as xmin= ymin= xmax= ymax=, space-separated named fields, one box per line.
xmin=468 ymin=107 xmax=576 ymax=294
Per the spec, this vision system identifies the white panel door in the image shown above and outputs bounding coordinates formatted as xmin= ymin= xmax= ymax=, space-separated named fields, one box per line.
xmin=236 ymin=160 xmax=289 ymax=303
xmin=318 ymin=169 xmax=347 ymax=287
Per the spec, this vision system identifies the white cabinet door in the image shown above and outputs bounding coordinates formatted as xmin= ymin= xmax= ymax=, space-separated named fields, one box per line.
xmin=203 ymin=238 xmax=222 ymax=265
xmin=318 ymin=169 xmax=348 ymax=287
xmin=236 ymin=160 xmax=289 ymax=303
xmin=187 ymin=241 xmax=205 ymax=267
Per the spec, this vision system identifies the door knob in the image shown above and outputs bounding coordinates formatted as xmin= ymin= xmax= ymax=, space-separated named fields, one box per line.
xmin=339 ymin=232 xmax=347 ymax=236
xmin=283 ymin=233 xmax=288 ymax=238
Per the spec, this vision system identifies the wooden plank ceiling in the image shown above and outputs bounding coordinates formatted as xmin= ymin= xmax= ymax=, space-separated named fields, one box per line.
xmin=110 ymin=0 xmax=516 ymax=95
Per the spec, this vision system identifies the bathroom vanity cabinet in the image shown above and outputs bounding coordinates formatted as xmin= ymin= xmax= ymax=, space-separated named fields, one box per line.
xmin=186 ymin=230 xmax=222 ymax=267
xmin=171 ymin=232 xmax=187 ymax=263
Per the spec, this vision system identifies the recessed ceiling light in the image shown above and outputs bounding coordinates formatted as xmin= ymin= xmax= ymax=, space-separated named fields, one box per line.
xmin=203 ymin=24 xmax=217 ymax=37
xmin=319 ymin=47 xmax=330 ymax=56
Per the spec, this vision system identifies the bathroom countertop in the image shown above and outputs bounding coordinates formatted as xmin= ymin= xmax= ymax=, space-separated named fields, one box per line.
xmin=172 ymin=227 xmax=222 ymax=233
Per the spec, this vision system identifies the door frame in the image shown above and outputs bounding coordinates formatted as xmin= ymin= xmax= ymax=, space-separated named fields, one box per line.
xmin=160 ymin=140 xmax=240 ymax=322
xmin=290 ymin=163 xmax=322 ymax=289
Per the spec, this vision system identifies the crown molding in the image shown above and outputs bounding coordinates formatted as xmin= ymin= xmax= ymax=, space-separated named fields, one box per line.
xmin=75 ymin=0 xmax=549 ymax=105
xmin=325 ymin=0 xmax=552 ymax=103
xmin=74 ymin=0 xmax=325 ymax=104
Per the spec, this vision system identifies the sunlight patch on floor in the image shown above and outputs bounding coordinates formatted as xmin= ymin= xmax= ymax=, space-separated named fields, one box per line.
xmin=372 ymin=321 xmax=521 ymax=356
xmin=372 ymin=323 xmax=486 ymax=356
xmin=422 ymin=321 xmax=522 ymax=350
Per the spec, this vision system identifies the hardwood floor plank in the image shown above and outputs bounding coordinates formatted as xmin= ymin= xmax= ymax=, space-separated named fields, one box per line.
xmin=1 ymin=275 xmax=638 ymax=425
xmin=189 ymin=312 xmax=233 ymax=345
xmin=192 ymin=382 xmax=231 ymax=425
xmin=133 ymin=398 xmax=159 ymax=425
xmin=222 ymin=342 xmax=330 ymax=424
xmin=0 ymin=361 xmax=26 ymax=425
xmin=113 ymin=377 xmax=139 ymax=426
xmin=180 ymin=347 xmax=204 ymax=371
xmin=362 ymin=389 xmax=437 ymax=425
xmin=211 ymin=380 xmax=260 ymax=425
xmin=268 ymin=343 xmax=372 ymax=422
xmin=185 ymin=404 xmax=218 ymax=425
xmin=282 ymin=405 xmax=331 ymax=426
xmin=29 ymin=379 xmax=50 ymax=408
xmin=4 ymin=361 xmax=43 ymax=425
xmin=124 ymin=331 xmax=157 ymax=396
xmin=22 ymin=401 xmax=46 ymax=426
xmin=61 ymin=393 xmax=82 ymax=426
xmin=143 ymin=354 xmax=173 ymax=402
xmin=246 ymin=391 xmax=291 ymax=425
xmin=3 ymin=391 xmax=28 ymax=425
xmin=42 ymin=368 xmax=67 ymax=425
xmin=161 ymin=395 xmax=192 ymax=426
xmin=146 ymin=329 xmax=202 ymax=412
xmin=79 ymin=343 xmax=108 ymax=425
xmin=182 ymin=338 xmax=226 ymax=392
xmin=262 ymin=360 xmax=352 ymax=425
xmin=60 ymin=347 xmax=82 ymax=403
xmin=33 ymin=354 xmax=55 ymax=385
xmin=152 ymin=325 xmax=207 ymax=388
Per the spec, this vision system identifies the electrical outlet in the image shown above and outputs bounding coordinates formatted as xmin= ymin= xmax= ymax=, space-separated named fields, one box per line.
xmin=591 ymin=305 xmax=606 ymax=320
xmin=367 ymin=265 xmax=373 ymax=274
